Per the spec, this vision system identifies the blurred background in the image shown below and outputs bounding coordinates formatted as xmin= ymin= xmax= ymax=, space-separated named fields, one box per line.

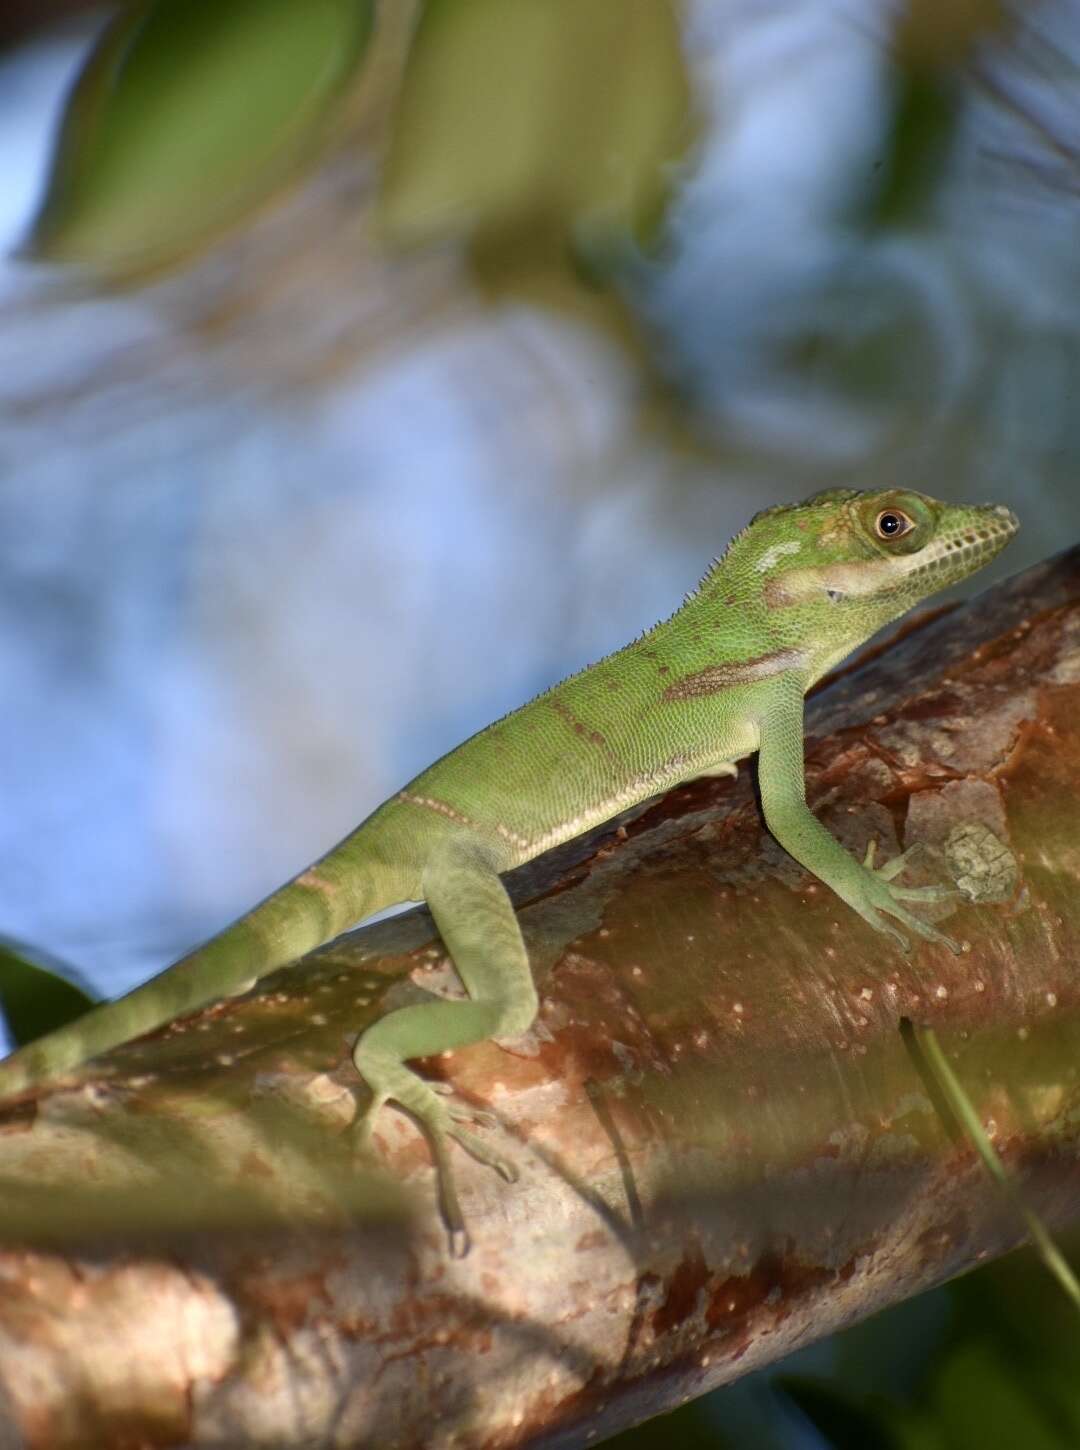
xmin=1 ymin=1 xmax=1079 ymax=1444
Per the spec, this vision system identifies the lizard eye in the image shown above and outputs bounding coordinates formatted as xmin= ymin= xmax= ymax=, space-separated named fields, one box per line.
xmin=875 ymin=509 xmax=915 ymax=540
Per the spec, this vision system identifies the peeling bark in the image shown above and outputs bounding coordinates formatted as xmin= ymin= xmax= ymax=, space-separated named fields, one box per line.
xmin=0 ymin=548 xmax=1079 ymax=1448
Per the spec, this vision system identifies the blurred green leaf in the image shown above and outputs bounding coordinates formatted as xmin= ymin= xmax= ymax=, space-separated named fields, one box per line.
xmin=780 ymin=1376 xmax=906 ymax=1450
xmin=867 ymin=0 xmax=1008 ymax=230
xmin=605 ymin=1396 xmax=741 ymax=1450
xmin=867 ymin=71 xmax=960 ymax=229
xmin=955 ymin=1237 xmax=1080 ymax=1376
xmin=380 ymin=0 xmax=694 ymax=251
xmin=0 ymin=938 xmax=97 ymax=1047
xmin=27 ymin=0 xmax=374 ymax=276
xmin=928 ymin=1339 xmax=1073 ymax=1450
xmin=777 ymin=1241 xmax=1080 ymax=1450
xmin=944 ymin=1249 xmax=1080 ymax=1447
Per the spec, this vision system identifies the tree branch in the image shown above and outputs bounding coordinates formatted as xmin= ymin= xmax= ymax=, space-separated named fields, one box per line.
xmin=0 ymin=547 xmax=1078 ymax=1448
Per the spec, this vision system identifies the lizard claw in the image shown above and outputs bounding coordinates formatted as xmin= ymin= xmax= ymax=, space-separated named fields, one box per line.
xmin=880 ymin=918 xmax=911 ymax=955
xmin=863 ymin=840 xmax=929 ymax=880
xmin=447 ymin=1103 xmax=499 ymax=1130
xmin=447 ymin=1225 xmax=471 ymax=1259
xmin=424 ymin=1081 xmax=502 ymax=1131
xmin=351 ymin=1071 xmax=514 ymax=1254
xmin=448 ymin=1126 xmax=519 ymax=1183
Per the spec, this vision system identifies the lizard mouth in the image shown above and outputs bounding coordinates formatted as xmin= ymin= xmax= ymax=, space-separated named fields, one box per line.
xmin=917 ymin=504 xmax=1019 ymax=578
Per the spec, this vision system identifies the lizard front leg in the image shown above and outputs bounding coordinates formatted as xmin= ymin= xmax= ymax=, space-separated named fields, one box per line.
xmin=756 ymin=687 xmax=959 ymax=953
xmin=352 ymin=836 xmax=538 ymax=1255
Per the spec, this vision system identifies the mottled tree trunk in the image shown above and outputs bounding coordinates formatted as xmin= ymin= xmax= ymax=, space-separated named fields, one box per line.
xmin=0 ymin=546 xmax=1078 ymax=1448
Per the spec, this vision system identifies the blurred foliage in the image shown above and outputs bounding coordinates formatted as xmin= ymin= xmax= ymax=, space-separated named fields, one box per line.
xmin=892 ymin=0 xmax=1006 ymax=69
xmin=867 ymin=70 xmax=962 ymax=230
xmin=780 ymin=1239 xmax=1080 ymax=1449
xmin=380 ymin=0 xmax=693 ymax=253
xmin=603 ymin=1397 xmax=747 ymax=1450
xmin=26 ymin=0 xmax=692 ymax=285
xmin=782 ymin=1378 xmax=906 ymax=1449
xmin=867 ymin=2 xmax=1008 ymax=229
xmin=27 ymin=0 xmax=374 ymax=275
xmin=0 ymin=1080 xmax=410 ymax=1245
xmin=0 ymin=938 xmax=96 ymax=1046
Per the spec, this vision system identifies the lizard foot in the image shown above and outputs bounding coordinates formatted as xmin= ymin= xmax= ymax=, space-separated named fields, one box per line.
xmin=851 ymin=840 xmax=961 ymax=956
xmin=425 ymin=1094 xmax=519 ymax=1258
xmin=863 ymin=841 xmax=959 ymax=903
xmin=353 ymin=1070 xmax=516 ymax=1256
xmin=428 ymin=1081 xmax=500 ymax=1128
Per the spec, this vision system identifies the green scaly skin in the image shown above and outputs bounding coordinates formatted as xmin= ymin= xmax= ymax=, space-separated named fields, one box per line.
xmin=0 ymin=488 xmax=1018 ymax=1253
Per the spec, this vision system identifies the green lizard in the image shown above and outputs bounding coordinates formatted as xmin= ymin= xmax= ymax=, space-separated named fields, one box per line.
xmin=0 ymin=488 xmax=1017 ymax=1251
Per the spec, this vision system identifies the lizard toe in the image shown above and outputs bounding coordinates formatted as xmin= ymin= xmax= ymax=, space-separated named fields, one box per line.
xmin=448 ymin=1125 xmax=519 ymax=1183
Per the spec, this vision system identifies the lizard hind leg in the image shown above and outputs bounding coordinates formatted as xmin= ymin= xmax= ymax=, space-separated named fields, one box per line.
xmin=351 ymin=836 xmax=538 ymax=1255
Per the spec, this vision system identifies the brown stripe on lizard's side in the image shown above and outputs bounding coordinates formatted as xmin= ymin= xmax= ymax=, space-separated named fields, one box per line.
xmin=663 ymin=649 xmax=806 ymax=701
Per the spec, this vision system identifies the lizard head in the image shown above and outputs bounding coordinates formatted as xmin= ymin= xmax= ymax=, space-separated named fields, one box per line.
xmin=752 ymin=488 xmax=1019 ymax=634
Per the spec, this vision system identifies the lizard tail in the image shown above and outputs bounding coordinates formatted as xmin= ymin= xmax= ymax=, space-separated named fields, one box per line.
xmin=0 ymin=833 xmax=390 ymax=1099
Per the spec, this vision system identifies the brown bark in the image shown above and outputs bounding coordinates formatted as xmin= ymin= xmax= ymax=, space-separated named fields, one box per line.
xmin=0 ymin=547 xmax=1078 ymax=1448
